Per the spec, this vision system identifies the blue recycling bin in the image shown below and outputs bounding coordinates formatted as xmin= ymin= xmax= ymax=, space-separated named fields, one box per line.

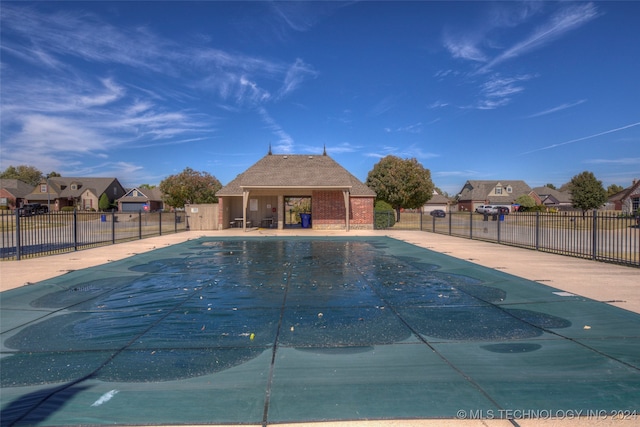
xmin=100 ymin=214 xmax=107 ymax=222
xmin=300 ymin=213 xmax=311 ymax=228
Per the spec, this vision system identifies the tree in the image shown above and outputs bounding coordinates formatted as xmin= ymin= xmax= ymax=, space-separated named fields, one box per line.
xmin=514 ymin=194 xmax=536 ymax=211
xmin=159 ymin=167 xmax=222 ymax=208
xmin=139 ymin=184 xmax=156 ymax=189
xmin=606 ymin=184 xmax=624 ymax=197
xmin=98 ymin=193 xmax=111 ymax=211
xmin=47 ymin=171 xmax=61 ymax=178
xmin=0 ymin=165 xmax=43 ymax=186
xmin=569 ymin=171 xmax=607 ymax=217
xmin=544 ymin=183 xmax=557 ymax=190
xmin=366 ymin=155 xmax=434 ymax=222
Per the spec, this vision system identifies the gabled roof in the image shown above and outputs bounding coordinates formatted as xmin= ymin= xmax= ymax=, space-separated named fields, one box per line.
xmin=217 ymin=154 xmax=376 ymax=197
xmin=27 ymin=177 xmax=123 ymax=201
xmin=608 ymin=179 xmax=640 ymax=203
xmin=0 ymin=179 xmax=35 ymax=198
xmin=531 ymin=186 xmax=572 ymax=204
xmin=118 ymin=187 xmax=164 ymax=202
xmin=457 ymin=180 xmax=531 ymax=203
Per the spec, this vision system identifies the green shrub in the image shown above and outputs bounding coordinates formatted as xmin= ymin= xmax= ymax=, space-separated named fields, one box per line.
xmin=61 ymin=206 xmax=76 ymax=212
xmin=374 ymin=200 xmax=396 ymax=229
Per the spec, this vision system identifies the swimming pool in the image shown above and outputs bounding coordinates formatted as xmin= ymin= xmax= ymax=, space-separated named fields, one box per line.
xmin=2 ymin=236 xmax=639 ymax=425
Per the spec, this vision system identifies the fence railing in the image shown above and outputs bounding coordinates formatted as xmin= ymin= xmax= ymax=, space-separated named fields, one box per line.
xmin=0 ymin=210 xmax=188 ymax=261
xmin=375 ymin=210 xmax=640 ymax=267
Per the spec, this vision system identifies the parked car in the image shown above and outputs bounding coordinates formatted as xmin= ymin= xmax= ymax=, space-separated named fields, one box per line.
xmin=430 ymin=209 xmax=446 ymax=218
xmin=16 ymin=203 xmax=48 ymax=217
xmin=497 ymin=206 xmax=510 ymax=215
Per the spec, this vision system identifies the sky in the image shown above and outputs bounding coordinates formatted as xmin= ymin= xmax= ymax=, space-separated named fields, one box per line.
xmin=1 ymin=1 xmax=639 ymax=196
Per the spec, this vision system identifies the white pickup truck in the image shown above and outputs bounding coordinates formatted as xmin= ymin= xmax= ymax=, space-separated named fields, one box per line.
xmin=475 ymin=205 xmax=510 ymax=215
xmin=475 ymin=205 xmax=499 ymax=214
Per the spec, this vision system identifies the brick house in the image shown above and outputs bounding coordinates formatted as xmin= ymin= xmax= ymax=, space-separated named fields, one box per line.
xmin=117 ymin=187 xmax=165 ymax=212
xmin=456 ymin=180 xmax=532 ymax=212
xmin=216 ymin=151 xmax=376 ymax=230
xmin=26 ymin=177 xmax=126 ymax=211
xmin=0 ymin=179 xmax=35 ymax=210
xmin=608 ymin=179 xmax=640 ymax=213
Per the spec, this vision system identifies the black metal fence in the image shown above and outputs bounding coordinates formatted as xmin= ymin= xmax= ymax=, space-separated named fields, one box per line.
xmin=375 ymin=210 xmax=640 ymax=267
xmin=0 ymin=210 xmax=188 ymax=260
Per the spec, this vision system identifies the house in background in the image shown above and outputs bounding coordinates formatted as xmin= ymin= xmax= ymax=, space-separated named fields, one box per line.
xmin=422 ymin=189 xmax=450 ymax=213
xmin=0 ymin=179 xmax=35 ymax=210
xmin=26 ymin=177 xmax=126 ymax=211
xmin=118 ymin=187 xmax=165 ymax=212
xmin=216 ymin=150 xmax=376 ymax=230
xmin=607 ymin=179 xmax=640 ymax=213
xmin=456 ymin=180 xmax=532 ymax=212
xmin=531 ymin=186 xmax=573 ymax=211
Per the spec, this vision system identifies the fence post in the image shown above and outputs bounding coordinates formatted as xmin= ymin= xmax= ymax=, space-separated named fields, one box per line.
xmin=174 ymin=211 xmax=178 ymax=233
xmin=111 ymin=211 xmax=116 ymax=244
xmin=159 ymin=211 xmax=162 ymax=236
xmin=15 ymin=209 xmax=21 ymax=261
xmin=592 ymin=210 xmax=598 ymax=261
xmin=469 ymin=210 xmax=473 ymax=239
xmin=448 ymin=211 xmax=452 ymax=236
xmin=419 ymin=211 xmax=423 ymax=231
xmin=73 ymin=209 xmax=78 ymax=251
xmin=138 ymin=211 xmax=142 ymax=239
xmin=535 ymin=211 xmax=540 ymax=251
xmin=497 ymin=213 xmax=501 ymax=244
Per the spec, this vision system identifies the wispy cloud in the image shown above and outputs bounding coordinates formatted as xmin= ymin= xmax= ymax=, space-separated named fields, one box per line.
xmin=0 ymin=4 xmax=314 ymax=177
xmin=585 ymin=157 xmax=640 ymax=165
xmin=480 ymin=3 xmax=598 ymax=73
xmin=365 ymin=145 xmax=439 ymax=161
xmin=258 ymin=107 xmax=294 ymax=152
xmin=520 ymin=121 xmax=640 ymax=155
xmin=476 ymin=74 xmax=534 ymax=109
xmin=526 ymin=99 xmax=587 ymax=118
xmin=384 ymin=123 xmax=423 ymax=134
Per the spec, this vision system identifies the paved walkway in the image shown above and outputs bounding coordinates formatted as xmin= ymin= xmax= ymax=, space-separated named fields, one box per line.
xmin=1 ymin=229 xmax=638 ymax=427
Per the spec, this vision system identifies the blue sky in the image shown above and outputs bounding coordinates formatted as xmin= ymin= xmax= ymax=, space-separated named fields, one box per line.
xmin=1 ymin=1 xmax=638 ymax=195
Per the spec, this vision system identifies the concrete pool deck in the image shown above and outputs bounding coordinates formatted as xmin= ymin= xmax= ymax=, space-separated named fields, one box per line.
xmin=1 ymin=229 xmax=639 ymax=427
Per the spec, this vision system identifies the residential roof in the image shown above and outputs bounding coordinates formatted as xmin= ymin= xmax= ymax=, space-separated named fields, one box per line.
xmin=608 ymin=179 xmax=640 ymax=204
xmin=27 ymin=177 xmax=123 ymax=201
xmin=531 ymin=186 xmax=572 ymax=204
xmin=118 ymin=187 xmax=164 ymax=202
xmin=0 ymin=179 xmax=34 ymax=198
xmin=457 ymin=180 xmax=532 ymax=204
xmin=217 ymin=153 xmax=376 ymax=197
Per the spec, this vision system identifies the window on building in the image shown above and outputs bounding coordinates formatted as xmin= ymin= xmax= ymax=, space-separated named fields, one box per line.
xmin=71 ymin=184 xmax=77 ymax=190
xmin=506 ymin=186 xmax=512 ymax=193
xmin=40 ymin=184 xmax=47 ymax=193
xmin=495 ymin=187 xmax=502 ymax=195
xmin=633 ymin=197 xmax=639 ymax=212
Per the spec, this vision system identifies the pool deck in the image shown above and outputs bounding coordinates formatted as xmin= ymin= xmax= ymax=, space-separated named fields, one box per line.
xmin=1 ymin=228 xmax=638 ymax=427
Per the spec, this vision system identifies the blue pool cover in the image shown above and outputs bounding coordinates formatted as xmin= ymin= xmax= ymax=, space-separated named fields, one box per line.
xmin=1 ymin=236 xmax=639 ymax=425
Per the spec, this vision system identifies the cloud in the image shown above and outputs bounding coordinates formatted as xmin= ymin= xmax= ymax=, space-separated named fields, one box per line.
xmin=443 ymin=35 xmax=487 ymax=62
xmin=277 ymin=59 xmax=318 ymax=99
xmin=258 ymin=107 xmax=294 ymax=152
xmin=526 ymin=99 xmax=587 ymax=118
xmin=478 ymin=3 xmax=599 ymax=73
xmin=472 ymin=74 xmax=534 ymax=110
xmin=585 ymin=157 xmax=640 ymax=166
xmin=520 ymin=121 xmax=640 ymax=155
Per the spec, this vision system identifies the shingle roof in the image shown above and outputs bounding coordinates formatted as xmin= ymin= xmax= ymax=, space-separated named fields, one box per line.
xmin=118 ymin=187 xmax=164 ymax=202
xmin=0 ymin=179 xmax=34 ymax=198
xmin=27 ymin=177 xmax=123 ymax=201
xmin=532 ymin=186 xmax=572 ymax=204
xmin=217 ymin=154 xmax=375 ymax=197
xmin=458 ymin=180 xmax=532 ymax=204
